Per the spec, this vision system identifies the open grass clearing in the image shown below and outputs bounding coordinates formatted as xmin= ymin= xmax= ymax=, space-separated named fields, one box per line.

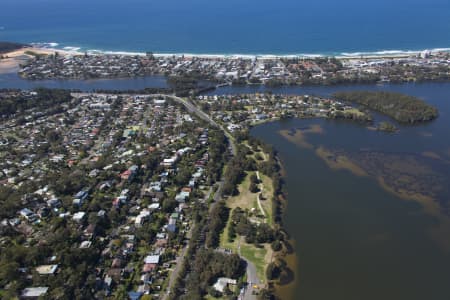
xmin=240 ymin=241 xmax=272 ymax=284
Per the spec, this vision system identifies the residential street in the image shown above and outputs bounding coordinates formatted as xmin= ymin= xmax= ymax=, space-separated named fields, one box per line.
xmin=159 ymin=94 xmax=259 ymax=299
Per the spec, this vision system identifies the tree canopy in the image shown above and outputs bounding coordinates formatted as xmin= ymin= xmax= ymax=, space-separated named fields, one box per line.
xmin=333 ymin=91 xmax=438 ymax=123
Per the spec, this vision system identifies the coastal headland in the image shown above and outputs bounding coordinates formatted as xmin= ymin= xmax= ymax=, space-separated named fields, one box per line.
xmin=0 ymin=46 xmax=75 ymax=74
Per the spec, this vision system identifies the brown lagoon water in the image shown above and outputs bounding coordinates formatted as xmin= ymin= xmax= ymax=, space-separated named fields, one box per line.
xmin=249 ymin=84 xmax=450 ymax=300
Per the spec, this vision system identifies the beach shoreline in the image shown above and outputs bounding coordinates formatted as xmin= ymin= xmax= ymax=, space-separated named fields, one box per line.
xmin=2 ymin=44 xmax=450 ymax=84
xmin=0 ymin=47 xmax=76 ymax=74
xmin=1 ymin=44 xmax=449 ymax=75
xmin=4 ymin=44 xmax=450 ymax=61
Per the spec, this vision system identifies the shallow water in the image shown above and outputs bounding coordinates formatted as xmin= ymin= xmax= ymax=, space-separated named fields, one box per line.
xmin=250 ymin=83 xmax=450 ymax=299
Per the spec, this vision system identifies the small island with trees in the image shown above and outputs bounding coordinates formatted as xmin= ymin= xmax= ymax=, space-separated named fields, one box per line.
xmin=377 ymin=121 xmax=398 ymax=132
xmin=333 ymin=91 xmax=439 ymax=124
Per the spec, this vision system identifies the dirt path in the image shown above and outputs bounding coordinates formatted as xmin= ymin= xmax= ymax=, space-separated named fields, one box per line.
xmin=256 ymin=171 xmax=266 ymax=217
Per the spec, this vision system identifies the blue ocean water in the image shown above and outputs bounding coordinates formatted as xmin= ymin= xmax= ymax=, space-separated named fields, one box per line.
xmin=1 ymin=0 xmax=450 ymax=55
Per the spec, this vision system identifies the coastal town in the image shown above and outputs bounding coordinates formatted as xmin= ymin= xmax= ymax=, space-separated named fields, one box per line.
xmin=0 ymin=42 xmax=445 ymax=300
xmin=0 ymin=83 xmax=375 ymax=299
xmin=0 ymin=81 xmax=329 ymax=299
xmin=0 ymin=89 xmax=240 ymax=299
xmin=192 ymin=93 xmax=371 ymax=131
xmin=2 ymin=0 xmax=450 ymax=298
xmin=13 ymin=48 xmax=450 ymax=86
xmin=0 ymin=54 xmax=442 ymax=300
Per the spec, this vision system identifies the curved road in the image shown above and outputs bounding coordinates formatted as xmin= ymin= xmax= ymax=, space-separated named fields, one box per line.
xmin=238 ymin=237 xmax=259 ymax=300
xmin=153 ymin=94 xmax=257 ymax=299
xmin=152 ymin=94 xmax=237 ymax=156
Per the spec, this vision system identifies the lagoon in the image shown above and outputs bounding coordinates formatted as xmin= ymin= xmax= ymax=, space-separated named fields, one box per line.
xmin=250 ymin=83 xmax=450 ymax=299
xmin=1 ymin=73 xmax=450 ymax=299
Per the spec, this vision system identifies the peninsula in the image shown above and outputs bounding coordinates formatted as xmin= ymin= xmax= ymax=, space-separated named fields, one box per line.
xmin=333 ymin=91 xmax=439 ymax=123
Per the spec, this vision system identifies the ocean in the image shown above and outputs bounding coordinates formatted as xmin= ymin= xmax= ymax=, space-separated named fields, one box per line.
xmin=1 ymin=0 xmax=450 ymax=56
xmin=2 ymin=3 xmax=450 ymax=299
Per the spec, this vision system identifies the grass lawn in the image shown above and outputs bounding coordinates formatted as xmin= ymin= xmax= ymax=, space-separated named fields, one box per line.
xmin=227 ymin=172 xmax=257 ymax=211
xmin=240 ymin=242 xmax=269 ymax=284
xmin=218 ymin=143 xmax=277 ymax=284
xmin=219 ymin=215 xmax=239 ymax=251
xmin=259 ymin=173 xmax=274 ymax=226
xmin=220 ymin=219 xmax=272 ymax=284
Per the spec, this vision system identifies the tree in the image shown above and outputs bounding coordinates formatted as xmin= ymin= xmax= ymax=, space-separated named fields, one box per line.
xmin=228 ymin=224 xmax=236 ymax=242
xmin=333 ymin=91 xmax=438 ymax=123
xmin=266 ymin=262 xmax=280 ymax=280
xmin=208 ymin=287 xmax=222 ymax=298
xmin=0 ymin=261 xmax=20 ymax=286
xmin=206 ymin=202 xmax=229 ymax=248
xmin=258 ymin=289 xmax=275 ymax=300
xmin=271 ymin=240 xmax=282 ymax=252
xmin=250 ymin=174 xmax=259 ymax=184
xmin=249 ymin=182 xmax=259 ymax=193
xmin=174 ymin=166 xmax=192 ymax=186
xmin=162 ymin=198 xmax=178 ymax=213
xmin=114 ymin=285 xmax=128 ymax=299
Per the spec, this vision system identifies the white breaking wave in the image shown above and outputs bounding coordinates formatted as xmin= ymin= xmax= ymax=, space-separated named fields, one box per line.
xmin=31 ymin=42 xmax=60 ymax=48
xmin=63 ymin=46 xmax=81 ymax=52
xmin=339 ymin=48 xmax=450 ymax=57
xmin=28 ymin=41 xmax=450 ymax=59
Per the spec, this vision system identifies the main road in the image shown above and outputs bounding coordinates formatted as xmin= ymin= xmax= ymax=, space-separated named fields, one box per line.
xmin=152 ymin=94 xmax=237 ymax=156
xmin=155 ymin=94 xmax=260 ymax=300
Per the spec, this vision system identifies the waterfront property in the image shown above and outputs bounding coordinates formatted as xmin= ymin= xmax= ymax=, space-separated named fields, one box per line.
xmin=14 ymin=50 xmax=450 ymax=86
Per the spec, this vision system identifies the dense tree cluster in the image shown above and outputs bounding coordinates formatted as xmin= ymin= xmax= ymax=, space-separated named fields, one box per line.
xmin=222 ymin=146 xmax=256 ymax=196
xmin=265 ymin=258 xmax=293 ymax=286
xmin=184 ymin=249 xmax=245 ymax=298
xmin=167 ymin=74 xmax=217 ymax=96
xmin=171 ymin=201 xmax=245 ymax=300
xmin=228 ymin=208 xmax=276 ymax=245
xmin=333 ymin=91 xmax=439 ymax=123
xmin=0 ymin=185 xmax=23 ymax=219
xmin=205 ymin=201 xmax=229 ymax=248
xmin=0 ymin=88 xmax=73 ymax=118
xmin=0 ymin=224 xmax=101 ymax=299
xmin=377 ymin=121 xmax=398 ymax=132
xmin=205 ymin=130 xmax=227 ymax=184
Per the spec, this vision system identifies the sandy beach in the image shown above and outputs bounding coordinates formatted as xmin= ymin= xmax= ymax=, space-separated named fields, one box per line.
xmin=1 ymin=45 xmax=449 ymax=76
xmin=0 ymin=47 xmax=75 ymax=74
xmin=2 ymin=45 xmax=450 ymax=66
